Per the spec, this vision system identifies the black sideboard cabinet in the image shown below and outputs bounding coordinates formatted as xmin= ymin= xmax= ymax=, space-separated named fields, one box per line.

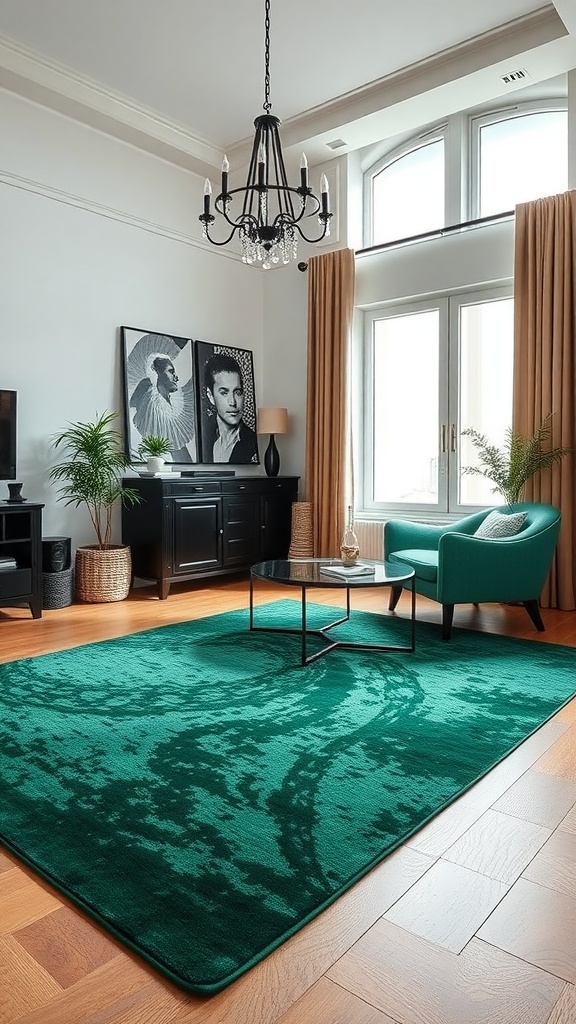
xmin=121 ymin=475 xmax=299 ymax=598
xmin=0 ymin=501 xmax=44 ymax=618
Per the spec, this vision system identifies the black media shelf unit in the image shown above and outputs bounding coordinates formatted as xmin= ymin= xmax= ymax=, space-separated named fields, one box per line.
xmin=0 ymin=501 xmax=44 ymax=618
xmin=121 ymin=475 xmax=299 ymax=599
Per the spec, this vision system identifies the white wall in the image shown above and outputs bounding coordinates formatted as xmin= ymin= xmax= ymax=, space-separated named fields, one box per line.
xmin=262 ymin=264 xmax=308 ymax=495
xmin=0 ymin=89 xmax=266 ymax=549
xmin=355 ymin=220 xmax=514 ymax=307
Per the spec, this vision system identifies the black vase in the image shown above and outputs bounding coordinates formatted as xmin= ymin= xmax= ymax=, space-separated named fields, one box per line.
xmin=264 ymin=435 xmax=280 ymax=477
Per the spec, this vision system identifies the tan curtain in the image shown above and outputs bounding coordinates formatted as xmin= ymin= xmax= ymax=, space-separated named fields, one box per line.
xmin=513 ymin=191 xmax=576 ymax=609
xmin=304 ymin=248 xmax=355 ymax=557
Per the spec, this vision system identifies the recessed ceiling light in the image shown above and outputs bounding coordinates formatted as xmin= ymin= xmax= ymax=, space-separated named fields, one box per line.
xmin=326 ymin=139 xmax=347 ymax=150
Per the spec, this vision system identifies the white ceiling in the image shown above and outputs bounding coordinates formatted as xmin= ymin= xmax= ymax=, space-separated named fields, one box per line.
xmin=0 ymin=0 xmax=574 ymax=176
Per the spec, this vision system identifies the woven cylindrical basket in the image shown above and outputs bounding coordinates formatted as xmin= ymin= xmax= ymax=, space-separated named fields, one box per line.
xmin=42 ymin=568 xmax=74 ymax=610
xmin=288 ymin=502 xmax=314 ymax=558
xmin=75 ymin=545 xmax=132 ymax=603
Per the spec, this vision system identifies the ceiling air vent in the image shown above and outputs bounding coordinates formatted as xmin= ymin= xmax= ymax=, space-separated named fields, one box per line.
xmin=500 ymin=68 xmax=529 ymax=85
xmin=326 ymin=139 xmax=347 ymax=150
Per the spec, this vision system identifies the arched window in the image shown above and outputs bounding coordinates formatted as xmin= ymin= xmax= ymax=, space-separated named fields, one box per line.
xmin=366 ymin=136 xmax=445 ymax=246
xmin=472 ymin=106 xmax=568 ymax=217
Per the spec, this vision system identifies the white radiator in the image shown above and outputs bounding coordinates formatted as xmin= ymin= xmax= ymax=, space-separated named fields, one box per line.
xmin=354 ymin=521 xmax=384 ymax=560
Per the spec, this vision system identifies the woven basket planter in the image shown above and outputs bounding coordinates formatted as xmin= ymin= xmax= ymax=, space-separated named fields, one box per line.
xmin=42 ymin=568 xmax=74 ymax=610
xmin=75 ymin=545 xmax=132 ymax=603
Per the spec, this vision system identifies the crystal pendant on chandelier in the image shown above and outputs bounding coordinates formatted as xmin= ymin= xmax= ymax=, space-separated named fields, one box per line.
xmin=198 ymin=0 xmax=332 ymax=267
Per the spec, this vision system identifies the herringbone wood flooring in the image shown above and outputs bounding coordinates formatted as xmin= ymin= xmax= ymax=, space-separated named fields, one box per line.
xmin=1 ymin=578 xmax=575 ymax=1024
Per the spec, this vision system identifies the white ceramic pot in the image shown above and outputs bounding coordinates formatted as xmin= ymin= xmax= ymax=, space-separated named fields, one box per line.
xmin=146 ymin=456 xmax=165 ymax=475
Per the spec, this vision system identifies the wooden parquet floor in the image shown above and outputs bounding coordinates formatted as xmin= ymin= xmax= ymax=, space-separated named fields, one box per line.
xmin=1 ymin=578 xmax=575 ymax=1024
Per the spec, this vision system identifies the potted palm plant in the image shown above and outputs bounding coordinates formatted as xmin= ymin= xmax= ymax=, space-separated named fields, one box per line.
xmin=49 ymin=411 xmax=142 ymax=603
xmin=137 ymin=435 xmax=171 ymax=475
xmin=461 ymin=413 xmax=572 ymax=505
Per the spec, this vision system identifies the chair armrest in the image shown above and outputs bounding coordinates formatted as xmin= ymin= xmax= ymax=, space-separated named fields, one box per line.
xmin=385 ymin=519 xmax=448 ymax=556
xmin=438 ymin=531 xmax=556 ymax=603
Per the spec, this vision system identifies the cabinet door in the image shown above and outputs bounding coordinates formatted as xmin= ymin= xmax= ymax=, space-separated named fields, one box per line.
xmin=173 ymin=498 xmax=222 ymax=574
xmin=222 ymin=496 xmax=260 ymax=567
xmin=260 ymin=486 xmax=296 ymax=560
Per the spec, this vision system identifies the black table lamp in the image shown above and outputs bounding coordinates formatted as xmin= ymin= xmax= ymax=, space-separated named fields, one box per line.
xmin=258 ymin=407 xmax=288 ymax=477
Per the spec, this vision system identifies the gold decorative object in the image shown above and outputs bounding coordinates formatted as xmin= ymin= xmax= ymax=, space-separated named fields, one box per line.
xmin=340 ymin=505 xmax=359 ymax=565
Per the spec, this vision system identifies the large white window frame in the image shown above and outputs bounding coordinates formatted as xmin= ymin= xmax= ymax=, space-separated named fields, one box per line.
xmin=359 ymin=284 xmax=513 ymax=521
xmin=357 ymin=95 xmax=566 ymax=522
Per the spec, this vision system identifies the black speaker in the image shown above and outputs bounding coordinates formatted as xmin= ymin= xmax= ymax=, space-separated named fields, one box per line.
xmin=42 ymin=536 xmax=71 ymax=573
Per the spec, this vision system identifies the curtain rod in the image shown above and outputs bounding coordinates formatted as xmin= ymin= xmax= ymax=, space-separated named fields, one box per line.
xmin=297 ymin=210 xmax=514 ymax=270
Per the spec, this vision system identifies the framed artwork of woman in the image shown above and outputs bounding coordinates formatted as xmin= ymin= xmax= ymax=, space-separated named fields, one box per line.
xmin=121 ymin=327 xmax=199 ymax=464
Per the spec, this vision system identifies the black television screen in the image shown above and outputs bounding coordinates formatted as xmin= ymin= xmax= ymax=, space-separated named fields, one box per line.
xmin=0 ymin=390 xmax=17 ymax=480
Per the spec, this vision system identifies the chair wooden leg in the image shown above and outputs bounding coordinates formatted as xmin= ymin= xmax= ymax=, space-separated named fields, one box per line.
xmin=523 ymin=599 xmax=545 ymax=632
xmin=442 ymin=604 xmax=454 ymax=641
xmin=389 ymin=585 xmax=403 ymax=611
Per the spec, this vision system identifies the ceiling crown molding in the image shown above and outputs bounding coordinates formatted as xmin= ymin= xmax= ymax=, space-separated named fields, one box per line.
xmin=229 ymin=5 xmax=571 ymax=166
xmin=0 ymin=33 xmax=221 ymax=177
xmin=0 ymin=6 xmax=572 ymax=177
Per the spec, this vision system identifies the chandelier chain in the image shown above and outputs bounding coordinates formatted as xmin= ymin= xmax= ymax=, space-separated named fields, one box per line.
xmin=263 ymin=0 xmax=271 ymax=112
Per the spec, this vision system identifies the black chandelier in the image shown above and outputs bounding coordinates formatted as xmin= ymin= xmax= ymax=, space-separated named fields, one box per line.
xmin=199 ymin=0 xmax=332 ymax=269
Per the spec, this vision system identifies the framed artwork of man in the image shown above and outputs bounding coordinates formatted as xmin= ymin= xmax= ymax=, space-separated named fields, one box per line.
xmin=121 ymin=327 xmax=199 ymax=464
xmin=195 ymin=341 xmax=260 ymax=465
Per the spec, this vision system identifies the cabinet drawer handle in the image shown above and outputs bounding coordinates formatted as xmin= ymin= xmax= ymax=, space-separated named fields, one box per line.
xmin=238 ymin=484 xmax=245 ymax=490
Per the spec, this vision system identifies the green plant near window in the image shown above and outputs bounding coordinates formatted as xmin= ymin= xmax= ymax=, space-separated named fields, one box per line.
xmin=137 ymin=435 xmax=171 ymax=460
xmin=49 ymin=411 xmax=142 ymax=549
xmin=461 ymin=413 xmax=572 ymax=506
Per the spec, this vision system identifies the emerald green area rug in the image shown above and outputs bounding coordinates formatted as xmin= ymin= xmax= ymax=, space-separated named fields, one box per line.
xmin=1 ymin=602 xmax=575 ymax=994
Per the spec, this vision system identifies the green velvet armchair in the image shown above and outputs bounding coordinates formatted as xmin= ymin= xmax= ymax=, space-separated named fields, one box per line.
xmin=384 ymin=503 xmax=561 ymax=640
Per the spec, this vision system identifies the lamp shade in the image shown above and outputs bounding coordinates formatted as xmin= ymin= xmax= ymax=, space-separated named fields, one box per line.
xmin=257 ymin=407 xmax=288 ymax=435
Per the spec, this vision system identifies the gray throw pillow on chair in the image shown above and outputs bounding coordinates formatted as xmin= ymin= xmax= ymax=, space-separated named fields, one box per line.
xmin=474 ymin=510 xmax=527 ymax=539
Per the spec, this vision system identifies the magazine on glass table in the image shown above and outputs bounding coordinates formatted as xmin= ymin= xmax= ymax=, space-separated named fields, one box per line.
xmin=320 ymin=562 xmax=376 ymax=580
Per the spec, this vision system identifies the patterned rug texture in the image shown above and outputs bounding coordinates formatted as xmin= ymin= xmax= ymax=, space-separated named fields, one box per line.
xmin=1 ymin=600 xmax=575 ymax=993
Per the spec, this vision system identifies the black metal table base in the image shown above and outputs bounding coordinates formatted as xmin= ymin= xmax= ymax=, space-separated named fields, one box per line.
xmin=249 ymin=576 xmax=416 ymax=666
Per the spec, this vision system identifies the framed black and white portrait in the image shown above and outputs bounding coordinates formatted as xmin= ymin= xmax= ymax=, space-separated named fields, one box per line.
xmin=121 ymin=327 xmax=198 ymax=464
xmin=195 ymin=341 xmax=259 ymax=465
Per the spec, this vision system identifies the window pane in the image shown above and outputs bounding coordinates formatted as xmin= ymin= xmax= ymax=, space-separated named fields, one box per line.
xmin=459 ymin=297 xmax=513 ymax=505
xmin=479 ymin=111 xmax=567 ymax=217
xmin=372 ymin=140 xmax=444 ymax=245
xmin=373 ymin=311 xmax=439 ymax=504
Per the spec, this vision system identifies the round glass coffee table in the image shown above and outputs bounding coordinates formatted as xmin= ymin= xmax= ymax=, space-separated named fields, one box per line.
xmin=249 ymin=557 xmax=415 ymax=666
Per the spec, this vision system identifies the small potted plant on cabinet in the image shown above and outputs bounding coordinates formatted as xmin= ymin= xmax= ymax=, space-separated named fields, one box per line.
xmin=137 ymin=435 xmax=172 ymax=475
xmin=49 ymin=412 xmax=142 ymax=603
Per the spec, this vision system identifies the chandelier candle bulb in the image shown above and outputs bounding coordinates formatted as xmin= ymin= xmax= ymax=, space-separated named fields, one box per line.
xmin=258 ymin=143 xmax=266 ymax=186
xmin=203 ymin=179 xmax=212 ymax=216
xmin=221 ymin=156 xmax=229 ymax=195
xmin=321 ymin=174 xmax=329 ymax=214
xmin=300 ymin=153 xmax=308 ymax=190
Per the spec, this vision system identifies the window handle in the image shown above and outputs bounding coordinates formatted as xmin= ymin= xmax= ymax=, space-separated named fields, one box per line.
xmin=450 ymin=424 xmax=457 ymax=452
xmin=441 ymin=424 xmax=447 ymax=453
